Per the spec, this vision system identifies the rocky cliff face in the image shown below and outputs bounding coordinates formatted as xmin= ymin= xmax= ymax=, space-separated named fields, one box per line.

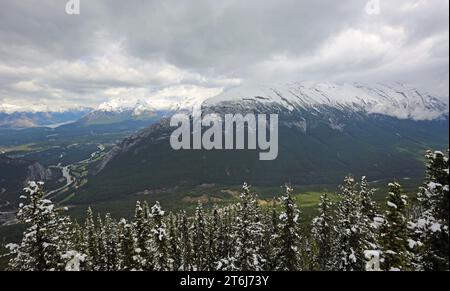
xmin=0 ymin=155 xmax=52 ymax=208
xmin=26 ymin=162 xmax=53 ymax=185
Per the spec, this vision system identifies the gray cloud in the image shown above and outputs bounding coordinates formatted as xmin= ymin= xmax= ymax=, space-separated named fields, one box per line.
xmin=0 ymin=0 xmax=448 ymax=112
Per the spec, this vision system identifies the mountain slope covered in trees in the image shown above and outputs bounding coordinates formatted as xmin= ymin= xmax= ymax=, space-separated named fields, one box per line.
xmin=79 ymin=110 xmax=448 ymax=204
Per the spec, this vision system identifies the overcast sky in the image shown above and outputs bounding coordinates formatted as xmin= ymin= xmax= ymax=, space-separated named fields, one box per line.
xmin=0 ymin=0 xmax=448 ymax=112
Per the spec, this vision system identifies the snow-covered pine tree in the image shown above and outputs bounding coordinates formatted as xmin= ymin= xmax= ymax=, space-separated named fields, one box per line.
xmin=216 ymin=206 xmax=237 ymax=270
xmin=261 ymin=203 xmax=280 ymax=271
xmin=411 ymin=150 xmax=449 ymax=271
xmin=118 ymin=219 xmax=139 ymax=271
xmin=7 ymin=182 xmax=70 ymax=271
xmin=311 ymin=193 xmax=336 ymax=271
xmin=84 ymin=207 xmax=100 ymax=271
xmin=206 ymin=206 xmax=221 ymax=270
xmin=335 ymin=176 xmax=368 ymax=271
xmin=150 ymin=201 xmax=169 ymax=271
xmin=234 ymin=183 xmax=264 ymax=271
xmin=178 ymin=211 xmax=193 ymax=271
xmin=62 ymin=218 xmax=88 ymax=271
xmin=133 ymin=201 xmax=152 ymax=270
xmin=192 ymin=202 xmax=208 ymax=271
xmin=358 ymin=176 xmax=382 ymax=268
xmin=168 ymin=212 xmax=181 ymax=271
xmin=102 ymin=213 xmax=120 ymax=271
xmin=380 ymin=182 xmax=411 ymax=271
xmin=57 ymin=213 xmax=77 ymax=254
xmin=142 ymin=201 xmax=151 ymax=220
xmin=300 ymin=234 xmax=316 ymax=271
xmin=359 ymin=176 xmax=379 ymax=222
xmin=96 ymin=214 xmax=107 ymax=270
xmin=277 ymin=185 xmax=302 ymax=271
xmin=68 ymin=220 xmax=85 ymax=255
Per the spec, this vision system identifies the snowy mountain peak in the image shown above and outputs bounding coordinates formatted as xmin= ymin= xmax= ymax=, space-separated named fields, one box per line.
xmin=97 ymin=98 xmax=140 ymax=113
xmin=204 ymin=82 xmax=448 ymax=121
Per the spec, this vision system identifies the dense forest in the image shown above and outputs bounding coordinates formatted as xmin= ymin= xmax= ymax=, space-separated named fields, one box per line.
xmin=3 ymin=150 xmax=449 ymax=271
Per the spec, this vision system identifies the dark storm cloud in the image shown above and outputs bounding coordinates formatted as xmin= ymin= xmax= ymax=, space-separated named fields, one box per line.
xmin=0 ymin=0 xmax=448 ymax=111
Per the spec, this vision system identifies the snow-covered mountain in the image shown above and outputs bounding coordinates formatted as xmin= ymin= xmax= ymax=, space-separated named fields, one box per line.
xmin=204 ymin=82 xmax=448 ymax=121
xmin=79 ymin=99 xmax=166 ymax=126
xmin=97 ymin=98 xmax=154 ymax=115
xmin=92 ymin=82 xmax=448 ymax=122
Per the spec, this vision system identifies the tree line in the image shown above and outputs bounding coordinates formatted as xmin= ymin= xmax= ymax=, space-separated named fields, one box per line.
xmin=5 ymin=150 xmax=449 ymax=271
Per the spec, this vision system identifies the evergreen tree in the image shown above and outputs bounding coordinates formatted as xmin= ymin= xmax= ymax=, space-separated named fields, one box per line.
xmin=358 ymin=176 xmax=382 ymax=266
xmin=216 ymin=206 xmax=237 ymax=270
xmin=192 ymin=202 xmax=208 ymax=271
xmin=133 ymin=201 xmax=152 ymax=270
xmin=335 ymin=176 xmax=368 ymax=271
xmin=178 ymin=211 xmax=193 ymax=271
xmin=84 ymin=207 xmax=100 ymax=271
xmin=277 ymin=185 xmax=302 ymax=271
xmin=359 ymin=176 xmax=379 ymax=221
xmin=411 ymin=150 xmax=449 ymax=271
xmin=68 ymin=220 xmax=85 ymax=255
xmin=234 ymin=183 xmax=264 ymax=271
xmin=7 ymin=182 xmax=70 ymax=271
xmin=102 ymin=214 xmax=120 ymax=271
xmin=300 ymin=234 xmax=315 ymax=270
xmin=63 ymin=219 xmax=88 ymax=271
xmin=168 ymin=212 xmax=181 ymax=271
xmin=96 ymin=215 xmax=107 ymax=270
xmin=206 ymin=206 xmax=221 ymax=270
xmin=118 ymin=219 xmax=139 ymax=271
xmin=57 ymin=214 xmax=77 ymax=253
xmin=261 ymin=203 xmax=280 ymax=271
xmin=380 ymin=182 xmax=411 ymax=271
xmin=312 ymin=193 xmax=336 ymax=271
xmin=150 ymin=201 xmax=169 ymax=271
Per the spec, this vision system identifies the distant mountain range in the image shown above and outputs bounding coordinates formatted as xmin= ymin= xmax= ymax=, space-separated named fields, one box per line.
xmin=0 ymin=110 xmax=91 ymax=129
xmin=0 ymin=104 xmax=168 ymax=129
xmin=3 ymin=82 xmax=446 ymax=129
xmin=76 ymin=108 xmax=167 ymax=127
xmin=70 ymin=82 xmax=449 ymax=203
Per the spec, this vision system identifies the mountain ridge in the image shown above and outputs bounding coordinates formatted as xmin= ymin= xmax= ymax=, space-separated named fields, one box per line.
xmin=204 ymin=82 xmax=448 ymax=121
xmin=0 ymin=110 xmax=91 ymax=129
xmin=87 ymin=82 xmax=449 ymax=123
